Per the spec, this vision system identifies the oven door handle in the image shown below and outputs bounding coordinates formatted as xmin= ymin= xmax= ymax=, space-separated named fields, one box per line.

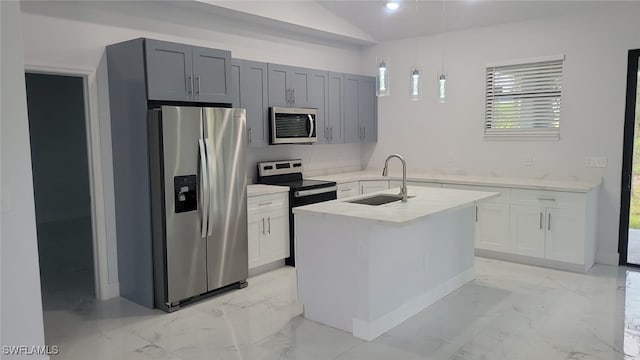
xmin=294 ymin=186 xmax=337 ymax=198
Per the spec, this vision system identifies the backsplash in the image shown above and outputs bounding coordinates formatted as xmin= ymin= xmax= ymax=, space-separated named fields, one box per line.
xmin=247 ymin=143 xmax=362 ymax=182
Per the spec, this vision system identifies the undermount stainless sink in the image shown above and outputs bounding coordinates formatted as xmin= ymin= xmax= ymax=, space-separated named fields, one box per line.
xmin=346 ymin=194 xmax=415 ymax=206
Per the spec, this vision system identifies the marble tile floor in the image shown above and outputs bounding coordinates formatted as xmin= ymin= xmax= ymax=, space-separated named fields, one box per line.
xmin=43 ymin=257 xmax=640 ymax=360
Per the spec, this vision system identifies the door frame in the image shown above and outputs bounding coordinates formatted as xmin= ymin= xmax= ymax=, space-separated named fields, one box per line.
xmin=25 ymin=64 xmax=115 ymax=299
xmin=619 ymin=49 xmax=640 ymax=266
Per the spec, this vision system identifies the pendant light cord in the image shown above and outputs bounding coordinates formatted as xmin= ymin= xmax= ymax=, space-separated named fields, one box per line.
xmin=441 ymin=0 xmax=445 ymax=74
xmin=414 ymin=0 xmax=419 ymax=68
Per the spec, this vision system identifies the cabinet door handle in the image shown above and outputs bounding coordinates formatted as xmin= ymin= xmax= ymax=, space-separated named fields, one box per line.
xmin=363 ymin=127 xmax=366 ymax=140
xmin=248 ymin=128 xmax=252 ymax=143
xmin=291 ymin=89 xmax=295 ymax=105
xmin=187 ymin=75 xmax=193 ymax=94
xmin=537 ymin=198 xmax=556 ymax=202
xmin=258 ymin=202 xmax=272 ymax=206
xmin=539 ymin=212 xmax=543 ymax=230
xmin=475 ymin=206 xmax=478 ymax=222
xmin=267 ymin=216 xmax=271 ymax=234
xmin=286 ymin=89 xmax=290 ymax=105
xmin=330 ymin=127 xmax=334 ymax=141
xmin=262 ymin=218 xmax=265 ymax=235
xmin=195 ymin=76 xmax=201 ymax=95
xmin=548 ymin=213 xmax=551 ymax=231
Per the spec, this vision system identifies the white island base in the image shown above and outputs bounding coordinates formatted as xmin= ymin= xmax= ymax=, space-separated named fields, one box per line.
xmin=295 ymin=200 xmax=477 ymax=341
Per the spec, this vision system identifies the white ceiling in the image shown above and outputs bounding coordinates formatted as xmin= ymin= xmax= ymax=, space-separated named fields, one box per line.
xmin=317 ymin=1 xmax=620 ymax=42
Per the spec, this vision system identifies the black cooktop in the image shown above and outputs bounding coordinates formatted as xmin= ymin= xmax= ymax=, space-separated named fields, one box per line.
xmin=258 ymin=178 xmax=336 ymax=191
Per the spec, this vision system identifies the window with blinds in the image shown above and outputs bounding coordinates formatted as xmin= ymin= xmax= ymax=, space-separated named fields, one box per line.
xmin=485 ymin=58 xmax=563 ymax=140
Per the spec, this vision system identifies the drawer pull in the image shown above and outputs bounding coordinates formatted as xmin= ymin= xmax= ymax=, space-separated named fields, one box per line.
xmin=258 ymin=202 xmax=273 ymax=206
xmin=340 ymin=189 xmax=351 ymax=192
xmin=537 ymin=198 xmax=556 ymax=201
xmin=548 ymin=213 xmax=551 ymax=231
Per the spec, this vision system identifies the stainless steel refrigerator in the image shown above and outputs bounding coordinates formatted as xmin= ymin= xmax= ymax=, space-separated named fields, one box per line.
xmin=148 ymin=105 xmax=248 ymax=312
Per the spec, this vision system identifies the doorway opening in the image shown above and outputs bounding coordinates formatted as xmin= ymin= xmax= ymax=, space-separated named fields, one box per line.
xmin=25 ymin=72 xmax=96 ymax=310
xmin=620 ymin=49 xmax=640 ymax=266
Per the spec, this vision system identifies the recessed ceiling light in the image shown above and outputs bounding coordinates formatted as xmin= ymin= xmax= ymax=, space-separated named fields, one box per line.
xmin=385 ymin=2 xmax=400 ymax=11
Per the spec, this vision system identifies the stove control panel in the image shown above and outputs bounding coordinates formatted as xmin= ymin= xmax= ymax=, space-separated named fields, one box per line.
xmin=258 ymin=159 xmax=303 ymax=177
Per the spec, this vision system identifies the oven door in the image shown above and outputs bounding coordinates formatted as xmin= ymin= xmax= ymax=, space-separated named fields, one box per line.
xmin=270 ymin=107 xmax=317 ymax=144
xmin=291 ymin=186 xmax=337 ymax=207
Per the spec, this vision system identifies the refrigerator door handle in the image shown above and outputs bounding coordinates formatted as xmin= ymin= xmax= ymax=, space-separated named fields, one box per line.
xmin=198 ymin=139 xmax=209 ymax=238
xmin=205 ymin=138 xmax=214 ymax=237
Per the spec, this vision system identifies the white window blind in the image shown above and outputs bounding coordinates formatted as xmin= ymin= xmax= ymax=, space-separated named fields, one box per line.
xmin=485 ymin=58 xmax=563 ymax=140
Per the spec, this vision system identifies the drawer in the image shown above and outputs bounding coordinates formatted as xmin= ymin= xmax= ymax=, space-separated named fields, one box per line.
xmin=442 ymin=184 xmax=510 ymax=204
xmin=406 ymin=181 xmax=441 ymax=188
xmin=248 ymin=192 xmax=288 ymax=212
xmin=337 ymin=181 xmax=359 ymax=199
xmin=510 ymin=188 xmax=585 ymax=208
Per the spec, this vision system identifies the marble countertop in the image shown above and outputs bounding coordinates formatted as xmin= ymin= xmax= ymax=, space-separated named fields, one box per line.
xmin=293 ymin=186 xmax=498 ymax=224
xmin=247 ymin=184 xmax=289 ymax=197
xmin=307 ymin=170 xmax=600 ymax=193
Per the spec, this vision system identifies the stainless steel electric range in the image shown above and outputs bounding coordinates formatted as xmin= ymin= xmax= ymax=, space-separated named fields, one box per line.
xmin=257 ymin=159 xmax=337 ymax=266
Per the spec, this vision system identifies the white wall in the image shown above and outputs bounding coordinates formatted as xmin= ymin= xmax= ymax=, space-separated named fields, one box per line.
xmin=1 ymin=1 xmax=47 ymax=357
xmin=19 ymin=1 xmax=364 ymax=296
xmin=361 ymin=4 xmax=640 ymax=265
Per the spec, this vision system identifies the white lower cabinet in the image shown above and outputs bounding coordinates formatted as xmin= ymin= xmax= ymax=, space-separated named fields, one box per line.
xmin=337 ymin=181 xmax=359 ymax=199
xmin=508 ymin=189 xmax=589 ymax=269
xmin=360 ymin=180 xmax=389 ymax=194
xmin=443 ymin=184 xmax=510 ymax=253
xmin=475 ymin=202 xmax=511 ymax=252
xmin=510 ymin=204 xmax=546 ymax=258
xmin=247 ymin=192 xmax=289 ymax=269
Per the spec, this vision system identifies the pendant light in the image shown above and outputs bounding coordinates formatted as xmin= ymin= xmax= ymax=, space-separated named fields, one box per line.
xmin=377 ymin=56 xmax=389 ymax=97
xmin=409 ymin=0 xmax=422 ymax=101
xmin=438 ymin=0 xmax=447 ymax=102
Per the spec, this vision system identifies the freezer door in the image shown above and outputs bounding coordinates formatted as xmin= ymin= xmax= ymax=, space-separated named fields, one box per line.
xmin=157 ymin=105 xmax=208 ymax=304
xmin=203 ymin=108 xmax=248 ymax=290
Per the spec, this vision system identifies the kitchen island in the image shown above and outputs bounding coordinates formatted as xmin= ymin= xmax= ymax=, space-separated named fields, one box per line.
xmin=293 ymin=186 xmax=498 ymax=341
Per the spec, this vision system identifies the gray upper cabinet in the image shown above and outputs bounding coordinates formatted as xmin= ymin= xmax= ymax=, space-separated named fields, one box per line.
xmin=344 ymin=74 xmax=361 ymax=143
xmin=231 ymin=59 xmax=241 ymax=108
xmin=145 ymin=39 xmax=231 ymax=103
xmin=239 ymin=60 xmax=269 ymax=147
xmin=343 ymin=74 xmax=377 ymax=143
xmin=267 ymin=64 xmax=313 ymax=108
xmin=308 ymin=70 xmax=329 ymax=144
xmin=326 ymin=72 xmax=344 ymax=144
xmin=267 ymin=64 xmax=291 ymax=107
xmin=145 ymin=39 xmax=193 ymax=102
xmin=359 ymin=76 xmax=377 ymax=143
xmin=192 ymin=46 xmax=233 ymax=104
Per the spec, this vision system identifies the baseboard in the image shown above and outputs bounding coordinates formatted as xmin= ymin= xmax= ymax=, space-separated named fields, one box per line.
xmin=595 ymin=251 xmax=619 ymax=266
xmin=475 ymin=249 xmax=589 ymax=272
xmin=99 ymin=281 xmax=120 ymax=300
xmin=352 ymin=268 xmax=475 ymax=341
xmin=249 ymin=259 xmax=286 ymax=278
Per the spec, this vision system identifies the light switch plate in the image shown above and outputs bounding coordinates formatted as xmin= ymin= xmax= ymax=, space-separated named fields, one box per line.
xmin=584 ymin=156 xmax=607 ymax=168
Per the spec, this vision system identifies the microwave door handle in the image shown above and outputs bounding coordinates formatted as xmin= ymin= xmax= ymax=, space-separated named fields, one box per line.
xmin=308 ymin=114 xmax=314 ymax=138
xmin=198 ymin=139 xmax=209 ymax=238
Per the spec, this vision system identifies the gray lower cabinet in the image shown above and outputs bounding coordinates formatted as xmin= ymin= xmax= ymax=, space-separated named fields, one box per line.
xmin=344 ymin=74 xmax=377 ymax=143
xmin=145 ymin=39 xmax=232 ymax=103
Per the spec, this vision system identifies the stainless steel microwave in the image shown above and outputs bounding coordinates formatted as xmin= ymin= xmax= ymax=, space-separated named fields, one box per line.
xmin=270 ymin=107 xmax=317 ymax=144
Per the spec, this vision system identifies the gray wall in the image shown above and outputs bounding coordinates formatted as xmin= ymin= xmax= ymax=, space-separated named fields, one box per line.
xmin=25 ymin=73 xmax=91 ymax=224
xmin=1 ymin=0 xmax=47 ymax=353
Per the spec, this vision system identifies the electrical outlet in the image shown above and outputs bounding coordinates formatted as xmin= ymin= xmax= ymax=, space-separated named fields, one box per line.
xmin=584 ymin=156 xmax=607 ymax=168
xmin=524 ymin=156 xmax=534 ymax=166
